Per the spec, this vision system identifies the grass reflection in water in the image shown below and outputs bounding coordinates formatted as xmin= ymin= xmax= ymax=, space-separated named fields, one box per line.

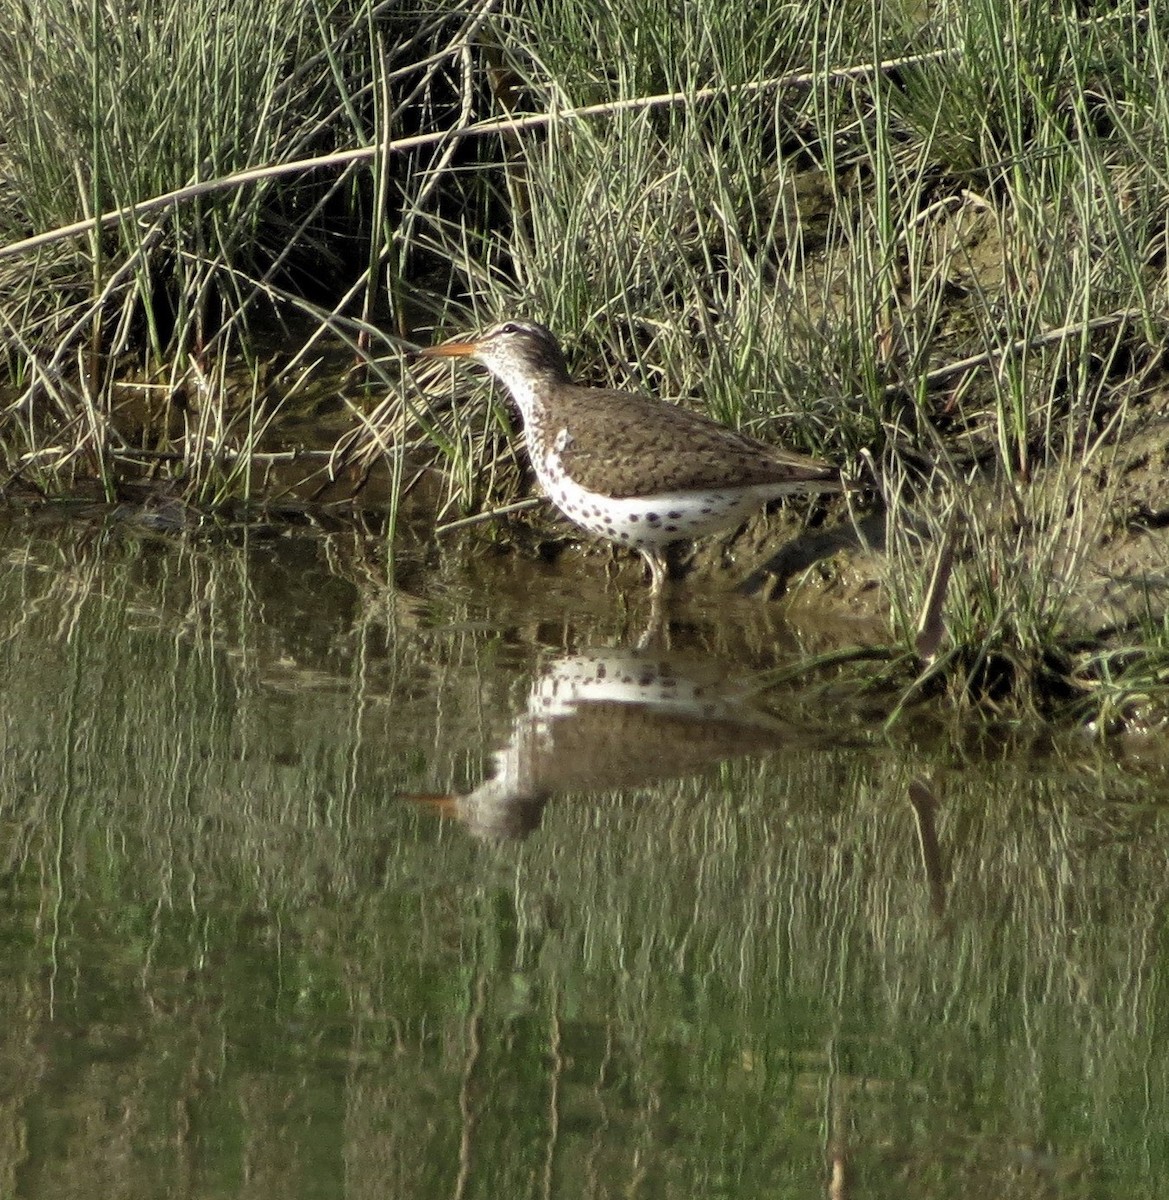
xmin=0 ymin=516 xmax=1164 ymax=1199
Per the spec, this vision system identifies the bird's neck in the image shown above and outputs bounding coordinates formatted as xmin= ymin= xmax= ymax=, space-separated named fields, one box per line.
xmin=487 ymin=362 xmax=571 ymax=427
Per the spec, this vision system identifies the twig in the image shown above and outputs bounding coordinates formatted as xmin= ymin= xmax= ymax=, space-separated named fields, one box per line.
xmin=435 ymin=496 xmax=542 ymax=533
xmin=0 ymin=48 xmax=954 ymax=264
xmin=914 ymin=512 xmax=956 ymax=665
xmin=109 ymin=447 xmax=336 ymax=463
xmin=900 ymin=309 xmax=1148 ymax=395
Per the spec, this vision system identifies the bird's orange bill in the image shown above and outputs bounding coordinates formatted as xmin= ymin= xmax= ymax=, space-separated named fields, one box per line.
xmin=400 ymin=791 xmax=460 ymax=817
xmin=416 ymin=340 xmax=480 ymax=359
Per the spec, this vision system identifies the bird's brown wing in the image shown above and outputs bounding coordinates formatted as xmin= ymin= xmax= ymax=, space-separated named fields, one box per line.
xmin=549 ymin=386 xmax=838 ymax=498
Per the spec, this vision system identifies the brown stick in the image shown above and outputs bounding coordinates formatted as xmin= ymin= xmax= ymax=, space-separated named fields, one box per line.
xmin=0 ymin=49 xmax=953 ymax=264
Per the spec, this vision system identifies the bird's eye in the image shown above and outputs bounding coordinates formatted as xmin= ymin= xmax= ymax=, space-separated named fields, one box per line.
xmin=497 ymin=321 xmax=521 ymax=335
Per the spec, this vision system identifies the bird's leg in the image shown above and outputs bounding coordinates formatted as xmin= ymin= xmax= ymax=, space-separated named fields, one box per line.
xmin=637 ymin=603 xmax=669 ymax=651
xmin=641 ymin=549 xmax=668 ymax=597
xmin=637 ymin=550 xmax=670 ymax=650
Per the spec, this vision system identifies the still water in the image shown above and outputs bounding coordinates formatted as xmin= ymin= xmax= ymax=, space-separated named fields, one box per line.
xmin=0 ymin=511 xmax=1166 ymax=1198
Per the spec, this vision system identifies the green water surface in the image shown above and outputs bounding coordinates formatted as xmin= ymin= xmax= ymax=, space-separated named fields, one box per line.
xmin=0 ymin=513 xmax=1165 ymax=1198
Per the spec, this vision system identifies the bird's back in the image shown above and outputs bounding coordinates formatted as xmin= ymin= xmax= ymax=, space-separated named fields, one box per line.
xmin=538 ymin=385 xmax=838 ymax=498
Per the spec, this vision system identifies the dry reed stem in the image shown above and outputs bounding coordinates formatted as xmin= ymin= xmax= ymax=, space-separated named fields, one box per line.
xmin=0 ymin=48 xmax=954 ymax=265
xmin=889 ymin=309 xmax=1148 ymax=397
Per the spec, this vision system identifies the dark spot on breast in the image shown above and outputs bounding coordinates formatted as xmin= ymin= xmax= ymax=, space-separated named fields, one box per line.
xmin=700 ymin=507 xmax=712 ymax=515
xmin=664 ymin=524 xmax=678 ymax=532
xmin=619 ymin=532 xmax=630 ymax=541
xmin=629 ymin=514 xmax=639 ymax=523
xmin=667 ymin=511 xmax=682 ymax=519
xmin=646 ymin=512 xmax=660 ymax=523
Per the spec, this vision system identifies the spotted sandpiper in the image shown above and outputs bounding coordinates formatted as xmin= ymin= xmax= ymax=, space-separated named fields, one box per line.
xmin=409 ymin=645 xmax=795 ymax=842
xmin=418 ymin=320 xmax=843 ymax=594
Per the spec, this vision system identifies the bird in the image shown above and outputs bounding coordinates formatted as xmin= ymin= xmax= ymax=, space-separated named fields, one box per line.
xmin=417 ymin=320 xmax=844 ymax=595
xmin=406 ymin=645 xmax=796 ymax=842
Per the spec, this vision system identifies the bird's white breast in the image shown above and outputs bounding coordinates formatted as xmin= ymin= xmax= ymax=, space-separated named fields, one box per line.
xmin=534 ymin=434 xmax=764 ymax=550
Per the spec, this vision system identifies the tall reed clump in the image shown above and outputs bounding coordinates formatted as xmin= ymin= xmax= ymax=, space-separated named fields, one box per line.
xmin=1 ymin=0 xmax=337 ymax=491
xmin=871 ymin=0 xmax=1166 ymax=712
xmin=0 ymin=0 xmax=470 ymax=498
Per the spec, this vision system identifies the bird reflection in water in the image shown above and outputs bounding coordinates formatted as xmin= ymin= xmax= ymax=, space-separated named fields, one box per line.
xmin=410 ymin=645 xmax=803 ymax=842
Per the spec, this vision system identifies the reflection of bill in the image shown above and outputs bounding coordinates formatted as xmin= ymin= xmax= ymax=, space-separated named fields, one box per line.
xmin=408 ymin=646 xmax=802 ymax=842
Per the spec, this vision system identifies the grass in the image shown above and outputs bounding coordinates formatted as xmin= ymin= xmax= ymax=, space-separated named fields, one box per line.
xmin=2 ymin=0 xmax=1169 ymax=720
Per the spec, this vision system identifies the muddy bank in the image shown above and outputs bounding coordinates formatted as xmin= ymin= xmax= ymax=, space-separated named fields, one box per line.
xmin=6 ymin=398 xmax=1169 ymax=655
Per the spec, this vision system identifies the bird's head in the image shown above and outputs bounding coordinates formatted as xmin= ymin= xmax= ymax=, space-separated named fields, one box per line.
xmin=416 ymin=319 xmax=572 ymax=388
